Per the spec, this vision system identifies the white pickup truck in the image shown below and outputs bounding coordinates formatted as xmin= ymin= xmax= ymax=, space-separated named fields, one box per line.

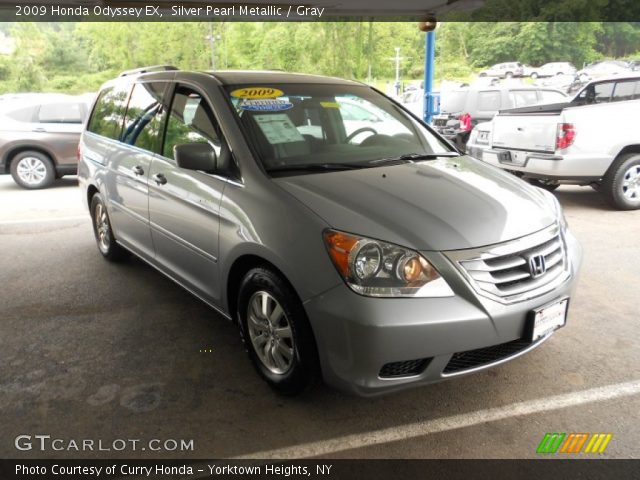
xmin=466 ymin=74 xmax=640 ymax=210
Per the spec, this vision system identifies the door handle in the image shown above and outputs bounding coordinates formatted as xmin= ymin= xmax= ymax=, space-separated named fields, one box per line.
xmin=32 ymin=127 xmax=47 ymax=133
xmin=132 ymin=165 xmax=144 ymax=176
xmin=152 ymin=173 xmax=167 ymax=185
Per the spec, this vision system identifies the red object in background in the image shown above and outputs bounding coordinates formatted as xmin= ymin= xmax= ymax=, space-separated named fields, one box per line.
xmin=459 ymin=113 xmax=472 ymax=132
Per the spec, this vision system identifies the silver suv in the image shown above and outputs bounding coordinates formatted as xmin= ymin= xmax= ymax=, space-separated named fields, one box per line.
xmin=78 ymin=67 xmax=582 ymax=396
xmin=0 ymin=94 xmax=91 ymax=189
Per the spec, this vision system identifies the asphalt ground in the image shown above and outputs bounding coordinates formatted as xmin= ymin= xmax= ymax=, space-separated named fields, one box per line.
xmin=0 ymin=175 xmax=639 ymax=459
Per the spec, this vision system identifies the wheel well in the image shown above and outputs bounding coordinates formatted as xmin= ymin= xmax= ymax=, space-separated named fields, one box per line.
xmin=226 ymin=254 xmax=295 ymax=324
xmin=87 ymin=184 xmax=99 ymax=208
xmin=4 ymin=146 xmax=55 ymax=173
xmin=616 ymin=145 xmax=640 ymax=159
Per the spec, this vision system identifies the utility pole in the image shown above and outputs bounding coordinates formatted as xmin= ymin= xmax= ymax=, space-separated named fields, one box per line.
xmin=394 ymin=47 xmax=401 ymax=96
xmin=388 ymin=47 xmax=407 ymax=97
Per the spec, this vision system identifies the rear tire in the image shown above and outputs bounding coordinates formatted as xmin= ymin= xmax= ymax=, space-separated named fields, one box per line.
xmin=90 ymin=194 xmax=128 ymax=261
xmin=505 ymin=71 xmax=513 ymax=78
xmin=10 ymin=151 xmax=55 ymax=189
xmin=237 ymin=267 xmax=319 ymax=395
xmin=528 ymin=178 xmax=560 ymax=192
xmin=530 ymin=72 xmax=538 ymax=79
xmin=602 ymin=153 xmax=640 ymax=210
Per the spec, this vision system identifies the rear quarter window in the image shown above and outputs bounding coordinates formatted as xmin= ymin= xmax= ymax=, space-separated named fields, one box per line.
xmin=5 ymin=105 xmax=37 ymax=122
xmin=87 ymin=85 xmax=131 ymax=140
xmin=38 ymin=103 xmax=84 ymax=124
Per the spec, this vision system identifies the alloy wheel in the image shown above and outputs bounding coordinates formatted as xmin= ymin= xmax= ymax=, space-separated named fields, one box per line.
xmin=94 ymin=203 xmax=111 ymax=253
xmin=247 ymin=291 xmax=295 ymax=375
xmin=16 ymin=157 xmax=47 ymax=186
xmin=622 ymin=164 xmax=640 ymax=201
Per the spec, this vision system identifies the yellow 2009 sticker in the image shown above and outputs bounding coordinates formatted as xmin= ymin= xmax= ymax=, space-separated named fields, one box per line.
xmin=230 ymin=87 xmax=284 ymax=99
xmin=320 ymin=101 xmax=340 ymax=108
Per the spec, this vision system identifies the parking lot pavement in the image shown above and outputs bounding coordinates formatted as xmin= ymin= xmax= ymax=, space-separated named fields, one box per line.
xmin=1 ymin=176 xmax=639 ymax=459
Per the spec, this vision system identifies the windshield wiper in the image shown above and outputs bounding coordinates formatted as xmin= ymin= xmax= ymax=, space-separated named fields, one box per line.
xmin=371 ymin=152 xmax=461 ymax=164
xmin=266 ymin=163 xmax=369 ymax=174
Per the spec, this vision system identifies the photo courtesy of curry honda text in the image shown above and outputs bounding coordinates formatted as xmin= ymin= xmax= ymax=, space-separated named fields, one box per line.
xmin=78 ymin=66 xmax=582 ymax=396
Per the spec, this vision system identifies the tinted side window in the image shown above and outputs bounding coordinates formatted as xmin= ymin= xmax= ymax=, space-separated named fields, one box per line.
xmin=87 ymin=85 xmax=131 ymax=140
xmin=594 ymin=82 xmax=614 ymax=103
xmin=38 ymin=103 xmax=83 ymax=124
xmin=163 ymin=86 xmax=220 ymax=160
xmin=476 ymin=91 xmax=501 ymax=111
xmin=508 ymin=90 xmax=539 ymax=108
xmin=122 ymin=82 xmax=167 ymax=153
xmin=611 ymin=81 xmax=637 ymax=102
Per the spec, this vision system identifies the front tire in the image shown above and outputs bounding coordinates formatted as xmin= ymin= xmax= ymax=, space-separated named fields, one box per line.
xmin=530 ymin=72 xmax=538 ymax=79
xmin=237 ymin=267 xmax=319 ymax=395
xmin=602 ymin=153 xmax=640 ymax=210
xmin=10 ymin=151 xmax=55 ymax=189
xmin=90 ymin=194 xmax=127 ymax=261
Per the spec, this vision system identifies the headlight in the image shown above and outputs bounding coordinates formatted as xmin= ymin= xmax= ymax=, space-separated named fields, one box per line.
xmin=323 ymin=230 xmax=454 ymax=298
xmin=545 ymin=191 xmax=568 ymax=231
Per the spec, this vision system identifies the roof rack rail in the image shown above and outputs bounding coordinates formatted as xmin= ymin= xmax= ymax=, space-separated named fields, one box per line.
xmin=119 ymin=65 xmax=179 ymax=77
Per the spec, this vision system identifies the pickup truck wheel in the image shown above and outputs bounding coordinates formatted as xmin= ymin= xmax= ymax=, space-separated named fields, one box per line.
xmin=237 ymin=267 xmax=319 ymax=395
xmin=90 ymin=194 xmax=128 ymax=261
xmin=10 ymin=151 xmax=55 ymax=189
xmin=603 ymin=154 xmax=640 ymax=210
xmin=528 ymin=179 xmax=560 ymax=192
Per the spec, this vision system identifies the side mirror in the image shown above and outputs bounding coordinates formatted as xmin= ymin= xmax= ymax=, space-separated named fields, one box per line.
xmin=174 ymin=143 xmax=217 ymax=172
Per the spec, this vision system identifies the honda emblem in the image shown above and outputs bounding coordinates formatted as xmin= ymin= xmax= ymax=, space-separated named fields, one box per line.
xmin=528 ymin=254 xmax=547 ymax=278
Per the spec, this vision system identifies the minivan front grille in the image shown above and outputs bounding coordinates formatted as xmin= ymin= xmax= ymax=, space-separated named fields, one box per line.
xmin=445 ymin=224 xmax=569 ymax=304
xmin=433 ymin=117 xmax=449 ymax=127
xmin=379 ymin=358 xmax=431 ymax=378
xmin=443 ymin=339 xmax=532 ymax=374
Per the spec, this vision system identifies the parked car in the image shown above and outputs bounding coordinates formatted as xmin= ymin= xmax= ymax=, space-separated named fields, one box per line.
xmin=431 ymin=86 xmax=567 ymax=150
xmin=79 ymin=67 xmax=582 ymax=396
xmin=531 ymin=62 xmax=577 ymax=79
xmin=0 ymin=95 xmax=91 ymax=189
xmin=577 ymin=60 xmax=630 ymax=80
xmin=467 ymin=74 xmax=640 ymax=209
xmin=478 ymin=62 xmax=525 ymax=78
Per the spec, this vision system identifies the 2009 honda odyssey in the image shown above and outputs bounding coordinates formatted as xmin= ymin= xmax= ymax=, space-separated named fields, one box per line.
xmin=78 ymin=66 xmax=582 ymax=396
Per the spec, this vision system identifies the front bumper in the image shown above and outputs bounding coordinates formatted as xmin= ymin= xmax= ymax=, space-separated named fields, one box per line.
xmin=304 ymin=229 xmax=582 ymax=396
xmin=467 ymin=144 xmax=611 ymax=180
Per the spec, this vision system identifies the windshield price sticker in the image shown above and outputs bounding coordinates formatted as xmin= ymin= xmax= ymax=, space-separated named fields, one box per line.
xmin=253 ymin=114 xmax=305 ymax=144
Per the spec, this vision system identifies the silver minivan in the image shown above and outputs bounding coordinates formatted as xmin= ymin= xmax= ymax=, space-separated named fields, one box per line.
xmin=78 ymin=67 xmax=582 ymax=396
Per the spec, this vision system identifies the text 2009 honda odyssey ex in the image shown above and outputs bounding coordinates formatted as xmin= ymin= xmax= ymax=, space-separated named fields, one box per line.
xmin=78 ymin=67 xmax=582 ymax=396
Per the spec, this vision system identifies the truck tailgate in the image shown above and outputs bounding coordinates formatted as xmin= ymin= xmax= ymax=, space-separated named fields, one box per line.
xmin=491 ymin=113 xmax=560 ymax=153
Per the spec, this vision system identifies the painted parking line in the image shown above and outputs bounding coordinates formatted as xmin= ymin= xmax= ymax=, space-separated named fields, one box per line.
xmin=0 ymin=215 xmax=87 ymax=225
xmin=235 ymin=379 xmax=640 ymax=459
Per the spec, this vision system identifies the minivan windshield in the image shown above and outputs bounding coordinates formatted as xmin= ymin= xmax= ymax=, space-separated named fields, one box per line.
xmin=224 ymin=83 xmax=456 ymax=175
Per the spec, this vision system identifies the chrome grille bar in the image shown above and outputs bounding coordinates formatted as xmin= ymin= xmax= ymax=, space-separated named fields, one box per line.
xmin=444 ymin=224 xmax=570 ymax=304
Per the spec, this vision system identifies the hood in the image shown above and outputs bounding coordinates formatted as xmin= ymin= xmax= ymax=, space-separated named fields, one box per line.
xmin=275 ymin=156 xmax=556 ymax=251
